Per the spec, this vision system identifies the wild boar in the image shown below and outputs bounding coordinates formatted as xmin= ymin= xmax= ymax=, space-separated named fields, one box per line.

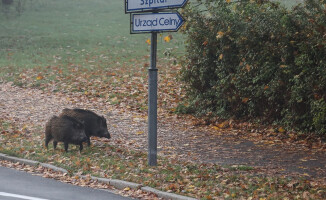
xmin=60 ymin=108 xmax=111 ymax=146
xmin=45 ymin=115 xmax=87 ymax=152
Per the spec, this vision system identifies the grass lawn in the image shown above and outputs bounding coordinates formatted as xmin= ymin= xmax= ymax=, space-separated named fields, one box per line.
xmin=0 ymin=0 xmax=184 ymax=79
xmin=277 ymin=0 xmax=304 ymax=8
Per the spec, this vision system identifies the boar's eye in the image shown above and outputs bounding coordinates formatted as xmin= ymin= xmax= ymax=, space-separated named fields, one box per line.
xmin=101 ymin=117 xmax=107 ymax=127
xmin=101 ymin=116 xmax=106 ymax=122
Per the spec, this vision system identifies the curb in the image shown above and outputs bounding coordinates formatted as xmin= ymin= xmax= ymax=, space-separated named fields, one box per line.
xmin=142 ymin=186 xmax=197 ymax=200
xmin=40 ymin=163 xmax=68 ymax=174
xmin=0 ymin=153 xmax=39 ymax=166
xmin=0 ymin=153 xmax=198 ymax=200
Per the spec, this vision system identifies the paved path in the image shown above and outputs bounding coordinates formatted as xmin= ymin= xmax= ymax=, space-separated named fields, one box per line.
xmin=0 ymin=166 xmax=133 ymax=200
xmin=1 ymin=82 xmax=326 ymax=180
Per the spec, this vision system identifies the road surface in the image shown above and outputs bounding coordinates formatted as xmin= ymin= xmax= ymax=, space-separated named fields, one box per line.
xmin=0 ymin=166 xmax=133 ymax=200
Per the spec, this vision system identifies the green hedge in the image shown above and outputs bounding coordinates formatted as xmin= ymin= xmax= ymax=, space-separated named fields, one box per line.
xmin=179 ymin=0 xmax=326 ymax=135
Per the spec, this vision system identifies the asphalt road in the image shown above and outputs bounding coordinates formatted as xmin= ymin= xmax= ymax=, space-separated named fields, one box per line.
xmin=0 ymin=166 xmax=133 ymax=200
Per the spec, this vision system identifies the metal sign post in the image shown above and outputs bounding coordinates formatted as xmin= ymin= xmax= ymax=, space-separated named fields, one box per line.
xmin=148 ymin=32 xmax=158 ymax=166
xmin=125 ymin=0 xmax=188 ymax=166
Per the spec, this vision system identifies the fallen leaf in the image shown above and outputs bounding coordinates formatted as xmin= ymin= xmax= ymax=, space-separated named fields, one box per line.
xmin=278 ymin=127 xmax=285 ymax=133
xmin=164 ymin=35 xmax=171 ymax=42
xmin=136 ymin=131 xmax=144 ymax=135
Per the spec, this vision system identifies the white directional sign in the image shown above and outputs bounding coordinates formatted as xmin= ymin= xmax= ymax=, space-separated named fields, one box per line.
xmin=131 ymin=12 xmax=185 ymax=33
xmin=125 ymin=0 xmax=188 ymax=13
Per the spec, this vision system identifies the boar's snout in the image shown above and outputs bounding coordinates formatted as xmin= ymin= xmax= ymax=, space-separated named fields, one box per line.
xmin=81 ymin=134 xmax=88 ymax=142
xmin=98 ymin=130 xmax=111 ymax=139
xmin=105 ymin=131 xmax=111 ymax=139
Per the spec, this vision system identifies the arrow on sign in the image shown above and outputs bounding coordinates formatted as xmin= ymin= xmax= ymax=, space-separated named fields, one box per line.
xmin=130 ymin=11 xmax=185 ymax=34
xmin=125 ymin=0 xmax=188 ymax=13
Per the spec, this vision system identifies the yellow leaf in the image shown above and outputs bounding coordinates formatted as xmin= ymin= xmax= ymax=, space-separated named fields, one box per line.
xmin=22 ymin=124 xmax=28 ymax=130
xmin=146 ymin=38 xmax=151 ymax=45
xmin=219 ymin=54 xmax=223 ymax=60
xmin=278 ymin=127 xmax=285 ymax=133
xmin=217 ymin=121 xmax=228 ymax=128
xmin=136 ymin=131 xmax=144 ymax=135
xmin=164 ymin=35 xmax=171 ymax=42
xmin=36 ymin=75 xmax=44 ymax=80
xmin=124 ymin=187 xmax=131 ymax=191
xmin=216 ymin=31 xmax=225 ymax=39
xmin=226 ymin=0 xmax=231 ymax=3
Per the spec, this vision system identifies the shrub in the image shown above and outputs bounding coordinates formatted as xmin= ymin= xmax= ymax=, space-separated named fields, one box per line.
xmin=180 ymin=0 xmax=326 ymax=135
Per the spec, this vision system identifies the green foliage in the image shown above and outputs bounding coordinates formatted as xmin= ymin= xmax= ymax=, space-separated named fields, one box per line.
xmin=180 ymin=0 xmax=326 ymax=135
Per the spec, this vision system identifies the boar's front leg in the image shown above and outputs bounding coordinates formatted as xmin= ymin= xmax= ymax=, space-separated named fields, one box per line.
xmin=86 ymin=137 xmax=91 ymax=147
xmin=79 ymin=143 xmax=84 ymax=151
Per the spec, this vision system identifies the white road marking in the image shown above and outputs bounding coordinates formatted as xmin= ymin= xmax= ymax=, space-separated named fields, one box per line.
xmin=0 ymin=192 xmax=49 ymax=200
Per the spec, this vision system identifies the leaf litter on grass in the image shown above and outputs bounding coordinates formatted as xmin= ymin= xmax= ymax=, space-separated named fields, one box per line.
xmin=8 ymin=54 xmax=184 ymax=117
xmin=1 ymin=119 xmax=326 ymax=199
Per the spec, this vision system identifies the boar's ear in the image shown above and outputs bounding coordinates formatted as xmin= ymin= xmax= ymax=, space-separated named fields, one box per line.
xmin=78 ymin=120 xmax=85 ymax=128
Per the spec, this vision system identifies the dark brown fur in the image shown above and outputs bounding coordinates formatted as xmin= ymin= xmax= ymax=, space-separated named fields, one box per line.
xmin=60 ymin=108 xmax=110 ymax=146
xmin=45 ymin=115 xmax=87 ymax=152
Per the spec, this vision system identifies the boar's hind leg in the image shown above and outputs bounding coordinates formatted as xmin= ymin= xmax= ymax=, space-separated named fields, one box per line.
xmin=53 ymin=141 xmax=58 ymax=149
xmin=64 ymin=142 xmax=69 ymax=152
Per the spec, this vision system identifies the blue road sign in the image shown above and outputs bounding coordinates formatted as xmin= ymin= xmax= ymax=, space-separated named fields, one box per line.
xmin=125 ymin=0 xmax=188 ymax=13
xmin=130 ymin=11 xmax=185 ymax=34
